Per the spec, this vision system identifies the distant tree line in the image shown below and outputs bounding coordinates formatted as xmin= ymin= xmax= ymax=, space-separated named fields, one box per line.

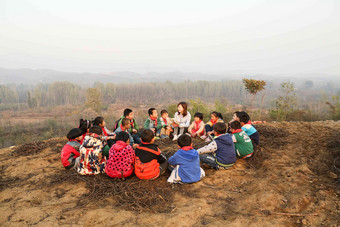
xmin=1 ymin=79 xmax=340 ymax=121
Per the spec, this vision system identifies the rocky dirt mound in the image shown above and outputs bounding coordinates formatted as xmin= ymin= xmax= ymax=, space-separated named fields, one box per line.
xmin=0 ymin=122 xmax=339 ymax=226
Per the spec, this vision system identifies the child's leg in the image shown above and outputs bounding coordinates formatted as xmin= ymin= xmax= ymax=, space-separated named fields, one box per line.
xmin=200 ymin=167 xmax=206 ymax=179
xmin=199 ymin=153 xmax=219 ymax=169
xmin=160 ymin=127 xmax=166 ymax=136
xmin=205 ymin=124 xmax=213 ymax=134
xmin=156 ymin=128 xmax=162 ymax=137
xmin=73 ymin=157 xmax=80 ymax=170
xmin=167 ymin=165 xmax=182 ymax=183
xmin=179 ymin=127 xmax=185 ymax=135
xmin=159 ymin=160 xmax=168 ymax=175
xmin=132 ymin=134 xmax=141 ymax=144
xmin=173 ymin=127 xmax=179 ymax=136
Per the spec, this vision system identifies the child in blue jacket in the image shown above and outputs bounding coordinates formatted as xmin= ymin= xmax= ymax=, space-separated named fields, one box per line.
xmin=167 ymin=134 xmax=205 ymax=184
xmin=198 ymin=122 xmax=236 ymax=170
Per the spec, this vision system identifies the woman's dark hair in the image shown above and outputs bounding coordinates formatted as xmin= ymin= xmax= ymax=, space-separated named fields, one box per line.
xmin=116 ymin=131 xmax=130 ymax=143
xmin=93 ymin=117 xmax=104 ymax=126
xmin=78 ymin=119 xmax=92 ymax=134
xmin=177 ymin=102 xmax=188 ymax=117
xmin=124 ymin=109 xmax=133 ymax=117
xmin=194 ymin=112 xmax=203 ymax=120
xmin=211 ymin=111 xmax=223 ymax=120
xmin=89 ymin=125 xmax=103 ymax=135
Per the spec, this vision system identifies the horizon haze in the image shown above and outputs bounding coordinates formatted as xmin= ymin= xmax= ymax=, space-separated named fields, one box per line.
xmin=0 ymin=0 xmax=339 ymax=75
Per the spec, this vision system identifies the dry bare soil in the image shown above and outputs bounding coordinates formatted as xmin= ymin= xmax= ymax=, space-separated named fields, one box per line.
xmin=1 ymin=122 xmax=339 ymax=227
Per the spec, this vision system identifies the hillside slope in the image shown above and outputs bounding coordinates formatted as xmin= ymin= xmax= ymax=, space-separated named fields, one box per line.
xmin=0 ymin=122 xmax=339 ymax=226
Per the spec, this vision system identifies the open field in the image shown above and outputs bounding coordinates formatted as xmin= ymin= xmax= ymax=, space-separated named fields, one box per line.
xmin=0 ymin=121 xmax=339 ymax=226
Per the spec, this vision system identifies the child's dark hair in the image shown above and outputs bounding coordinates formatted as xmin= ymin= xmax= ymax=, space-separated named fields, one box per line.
xmin=213 ymin=122 xmax=227 ymax=134
xmin=67 ymin=128 xmax=83 ymax=140
xmin=89 ymin=125 xmax=103 ymax=135
xmin=124 ymin=108 xmax=133 ymax=117
xmin=116 ymin=131 xmax=130 ymax=143
xmin=177 ymin=134 xmax=192 ymax=148
xmin=141 ymin=129 xmax=154 ymax=143
xmin=211 ymin=111 xmax=223 ymax=120
xmin=93 ymin=117 xmax=104 ymax=126
xmin=148 ymin=108 xmax=156 ymax=116
xmin=194 ymin=112 xmax=203 ymax=120
xmin=121 ymin=118 xmax=130 ymax=126
xmin=230 ymin=121 xmax=242 ymax=130
xmin=237 ymin=111 xmax=250 ymax=123
xmin=160 ymin=110 xmax=168 ymax=115
xmin=78 ymin=119 xmax=92 ymax=134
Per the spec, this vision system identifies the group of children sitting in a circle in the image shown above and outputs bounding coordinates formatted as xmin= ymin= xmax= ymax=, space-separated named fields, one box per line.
xmin=61 ymin=101 xmax=259 ymax=184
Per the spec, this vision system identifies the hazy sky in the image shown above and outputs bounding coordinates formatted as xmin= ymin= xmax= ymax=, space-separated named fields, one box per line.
xmin=0 ymin=0 xmax=339 ymax=74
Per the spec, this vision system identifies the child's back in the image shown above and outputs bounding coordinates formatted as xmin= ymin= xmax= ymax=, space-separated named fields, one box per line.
xmin=105 ymin=132 xmax=135 ymax=178
xmin=134 ymin=129 xmax=167 ymax=179
xmin=198 ymin=123 xmax=236 ymax=169
xmin=61 ymin=140 xmax=81 ymax=169
xmin=214 ymin=134 xmax=236 ymax=166
xmin=241 ymin=123 xmax=259 ymax=146
xmin=61 ymin=128 xmax=83 ymax=169
xmin=78 ymin=126 xmax=106 ymax=175
xmin=168 ymin=135 xmax=204 ymax=183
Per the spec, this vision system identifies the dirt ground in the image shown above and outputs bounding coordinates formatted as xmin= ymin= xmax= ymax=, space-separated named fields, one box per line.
xmin=0 ymin=121 xmax=339 ymax=227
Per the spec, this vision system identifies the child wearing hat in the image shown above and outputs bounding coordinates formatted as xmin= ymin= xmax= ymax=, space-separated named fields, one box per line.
xmin=61 ymin=128 xmax=83 ymax=170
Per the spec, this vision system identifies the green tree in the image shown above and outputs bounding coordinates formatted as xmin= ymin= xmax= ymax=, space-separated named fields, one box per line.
xmin=242 ymin=79 xmax=266 ymax=109
xmin=85 ymin=88 xmax=102 ymax=113
xmin=271 ymin=81 xmax=297 ymax=121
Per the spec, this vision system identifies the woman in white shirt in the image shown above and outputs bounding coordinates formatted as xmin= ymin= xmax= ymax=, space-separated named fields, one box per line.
xmin=172 ymin=102 xmax=191 ymax=141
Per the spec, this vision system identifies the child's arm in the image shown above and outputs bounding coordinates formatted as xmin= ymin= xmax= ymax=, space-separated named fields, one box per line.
xmin=168 ymin=153 xmax=179 ymax=166
xmin=157 ymin=152 xmax=167 ymax=164
xmin=196 ymin=122 xmax=205 ymax=135
xmin=133 ymin=119 xmax=139 ymax=132
xmin=197 ymin=141 xmax=217 ymax=154
xmin=188 ymin=122 xmax=194 ymax=133
xmin=144 ymin=119 xmax=150 ymax=129
xmin=155 ymin=117 xmax=163 ymax=130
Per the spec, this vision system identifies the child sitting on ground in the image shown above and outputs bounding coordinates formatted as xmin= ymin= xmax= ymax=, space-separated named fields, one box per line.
xmin=105 ymin=131 xmax=135 ymax=179
xmin=201 ymin=112 xmax=224 ymax=142
xmin=114 ymin=118 xmax=137 ymax=147
xmin=93 ymin=116 xmax=116 ymax=147
xmin=172 ymin=102 xmax=191 ymax=141
xmin=77 ymin=126 xmax=106 ymax=175
xmin=167 ymin=134 xmax=205 ymax=184
xmin=144 ymin=108 xmax=164 ymax=137
xmin=237 ymin=111 xmax=260 ymax=147
xmin=188 ymin=112 xmax=205 ymax=138
xmin=198 ymin=122 xmax=236 ymax=170
xmin=135 ymin=129 xmax=168 ymax=179
xmin=159 ymin=110 xmax=173 ymax=138
xmin=230 ymin=121 xmax=254 ymax=159
xmin=115 ymin=108 xmax=141 ymax=144
xmin=61 ymin=128 xmax=83 ymax=170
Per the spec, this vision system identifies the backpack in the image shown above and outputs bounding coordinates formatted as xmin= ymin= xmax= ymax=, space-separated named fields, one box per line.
xmin=113 ymin=118 xmax=121 ymax=131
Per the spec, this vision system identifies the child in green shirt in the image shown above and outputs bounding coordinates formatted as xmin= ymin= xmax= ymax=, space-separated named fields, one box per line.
xmin=230 ymin=121 xmax=254 ymax=159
